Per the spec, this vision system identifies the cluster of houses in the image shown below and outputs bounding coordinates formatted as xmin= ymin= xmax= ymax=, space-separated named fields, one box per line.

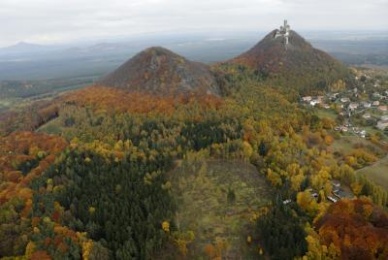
xmin=377 ymin=115 xmax=388 ymax=131
xmin=326 ymin=180 xmax=354 ymax=203
xmin=334 ymin=125 xmax=367 ymax=138
xmin=301 ymin=96 xmax=330 ymax=109
xmin=301 ymin=85 xmax=388 ymax=135
xmin=283 ymin=180 xmax=354 ymax=205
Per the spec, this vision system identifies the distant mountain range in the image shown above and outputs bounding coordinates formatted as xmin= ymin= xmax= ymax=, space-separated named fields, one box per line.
xmin=1 ymin=42 xmax=49 ymax=53
xmin=0 ymin=31 xmax=387 ymax=81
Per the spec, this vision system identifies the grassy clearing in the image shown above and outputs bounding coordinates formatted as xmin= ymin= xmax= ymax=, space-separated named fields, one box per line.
xmin=0 ymin=98 xmax=21 ymax=112
xmin=315 ymin=108 xmax=337 ymax=121
xmin=332 ymin=135 xmax=388 ymax=190
xmin=36 ymin=118 xmax=63 ymax=135
xmin=331 ymin=135 xmax=385 ymax=156
xmin=331 ymin=136 xmax=373 ymax=155
xmin=166 ymin=159 xmax=272 ymax=259
xmin=357 ymin=156 xmax=388 ymax=191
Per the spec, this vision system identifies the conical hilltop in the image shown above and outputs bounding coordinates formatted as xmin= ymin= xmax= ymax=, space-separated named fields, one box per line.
xmin=227 ymin=21 xmax=350 ymax=94
xmin=100 ymin=46 xmax=220 ymax=96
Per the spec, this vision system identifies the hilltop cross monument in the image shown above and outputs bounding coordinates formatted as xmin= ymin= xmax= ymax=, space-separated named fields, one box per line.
xmin=274 ymin=20 xmax=291 ymax=48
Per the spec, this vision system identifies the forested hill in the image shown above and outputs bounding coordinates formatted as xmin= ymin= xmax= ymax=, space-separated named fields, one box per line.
xmin=225 ymin=29 xmax=351 ymax=96
xmin=99 ymin=46 xmax=221 ymax=96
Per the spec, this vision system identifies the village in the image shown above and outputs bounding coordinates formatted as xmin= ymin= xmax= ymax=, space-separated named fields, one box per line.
xmin=301 ymin=67 xmax=388 ymax=138
xmin=296 ymin=67 xmax=388 ymax=204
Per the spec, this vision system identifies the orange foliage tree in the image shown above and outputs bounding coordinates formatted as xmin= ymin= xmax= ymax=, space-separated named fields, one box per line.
xmin=314 ymin=198 xmax=388 ymax=259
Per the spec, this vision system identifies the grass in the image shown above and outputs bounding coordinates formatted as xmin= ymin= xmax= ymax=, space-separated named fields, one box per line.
xmin=331 ymin=134 xmax=388 ymax=190
xmin=0 ymin=98 xmax=22 ymax=112
xmin=315 ymin=108 xmax=337 ymax=121
xmin=166 ymin=159 xmax=272 ymax=259
xmin=357 ymin=156 xmax=388 ymax=191
xmin=36 ymin=118 xmax=63 ymax=135
xmin=331 ymin=136 xmax=374 ymax=155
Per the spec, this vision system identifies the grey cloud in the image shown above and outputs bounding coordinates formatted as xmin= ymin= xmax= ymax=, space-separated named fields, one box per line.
xmin=0 ymin=0 xmax=387 ymax=47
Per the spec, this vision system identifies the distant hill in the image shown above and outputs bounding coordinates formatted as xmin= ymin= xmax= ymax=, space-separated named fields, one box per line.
xmin=227 ymin=29 xmax=350 ymax=95
xmin=100 ymin=46 xmax=220 ymax=96
xmin=0 ymin=42 xmax=54 ymax=54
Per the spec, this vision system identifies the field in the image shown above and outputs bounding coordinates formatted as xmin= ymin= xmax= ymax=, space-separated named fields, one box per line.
xmin=330 ymin=135 xmax=386 ymax=155
xmin=315 ymin=108 xmax=337 ymax=121
xmin=357 ymin=155 xmax=388 ymax=191
xmin=0 ymin=97 xmax=21 ymax=112
xmin=36 ymin=118 xmax=63 ymax=135
xmin=165 ymin=159 xmax=272 ymax=258
xmin=330 ymin=135 xmax=388 ymax=190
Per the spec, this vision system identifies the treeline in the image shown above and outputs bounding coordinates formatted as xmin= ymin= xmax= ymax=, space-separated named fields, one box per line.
xmin=0 ymin=77 xmax=93 ymax=99
xmin=256 ymin=198 xmax=308 ymax=259
xmin=0 ymin=101 xmax=59 ymax=135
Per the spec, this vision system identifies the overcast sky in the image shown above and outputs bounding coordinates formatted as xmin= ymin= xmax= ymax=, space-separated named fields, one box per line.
xmin=0 ymin=0 xmax=387 ymax=47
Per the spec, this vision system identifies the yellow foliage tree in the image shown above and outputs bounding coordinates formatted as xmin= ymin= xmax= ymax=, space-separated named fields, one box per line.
xmin=297 ymin=191 xmax=318 ymax=216
xmin=351 ymin=182 xmax=363 ymax=196
xmin=162 ymin=221 xmax=170 ymax=232
xmin=82 ymin=240 xmax=94 ymax=260
xmin=242 ymin=141 xmax=253 ymax=159
xmin=267 ymin=168 xmax=282 ymax=187
xmin=291 ymin=174 xmax=304 ymax=192
xmin=25 ymin=241 xmax=36 ymax=259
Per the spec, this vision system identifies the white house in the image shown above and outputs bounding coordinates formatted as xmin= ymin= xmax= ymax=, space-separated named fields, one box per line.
xmin=349 ymin=103 xmax=359 ymax=111
xmin=381 ymin=115 xmax=388 ymax=121
xmin=377 ymin=120 xmax=388 ymax=130
xmin=362 ymin=101 xmax=371 ymax=108
xmin=362 ymin=113 xmax=371 ymax=119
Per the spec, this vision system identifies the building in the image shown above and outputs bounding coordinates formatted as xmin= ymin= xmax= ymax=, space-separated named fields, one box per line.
xmin=362 ymin=113 xmax=371 ymax=119
xmin=327 ymin=196 xmax=338 ymax=203
xmin=274 ymin=20 xmax=291 ymax=47
xmin=362 ymin=101 xmax=371 ymax=108
xmin=302 ymin=96 xmax=312 ymax=102
xmin=349 ymin=103 xmax=359 ymax=111
xmin=377 ymin=120 xmax=388 ymax=130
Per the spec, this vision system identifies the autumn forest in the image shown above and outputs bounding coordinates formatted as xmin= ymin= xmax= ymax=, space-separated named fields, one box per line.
xmin=1 ymin=29 xmax=388 ymax=260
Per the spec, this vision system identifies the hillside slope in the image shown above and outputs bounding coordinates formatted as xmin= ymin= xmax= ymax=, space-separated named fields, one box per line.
xmin=226 ymin=29 xmax=350 ymax=95
xmin=100 ymin=46 xmax=220 ymax=96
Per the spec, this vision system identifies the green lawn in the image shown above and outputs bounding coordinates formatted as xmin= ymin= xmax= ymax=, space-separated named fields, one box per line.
xmin=331 ymin=135 xmax=388 ymax=190
xmin=315 ymin=108 xmax=337 ymax=121
xmin=357 ymin=156 xmax=388 ymax=191
xmin=331 ymin=136 xmax=376 ymax=155
xmin=36 ymin=118 xmax=63 ymax=135
xmin=165 ymin=159 xmax=272 ymax=259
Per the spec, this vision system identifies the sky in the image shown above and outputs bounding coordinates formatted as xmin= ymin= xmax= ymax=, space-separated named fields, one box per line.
xmin=0 ymin=0 xmax=387 ymax=47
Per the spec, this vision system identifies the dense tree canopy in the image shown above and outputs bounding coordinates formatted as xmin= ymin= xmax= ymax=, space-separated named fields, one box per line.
xmin=0 ymin=64 xmax=386 ymax=259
